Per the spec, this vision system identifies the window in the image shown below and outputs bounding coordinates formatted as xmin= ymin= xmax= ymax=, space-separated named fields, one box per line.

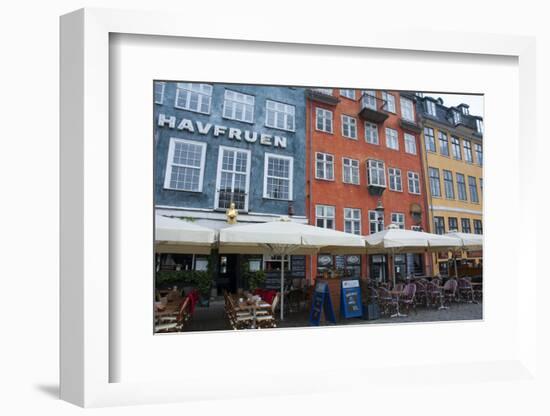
xmin=266 ymin=100 xmax=295 ymax=131
xmin=468 ymin=176 xmax=479 ymax=203
xmin=341 ymin=115 xmax=357 ymax=139
xmin=314 ymin=88 xmax=333 ymax=95
xmin=344 ymin=208 xmax=361 ymax=235
xmin=426 ymin=100 xmax=436 ymax=116
xmin=424 ymin=127 xmax=436 ymax=152
xmin=385 ymin=128 xmax=399 ymax=150
xmin=316 ymin=152 xmax=334 ymax=180
xmin=428 ymin=167 xmax=441 ymax=197
xmin=367 ymin=160 xmax=386 ymax=187
xmin=476 ymin=119 xmax=484 ymax=134
xmin=388 ymin=168 xmax=403 ymax=192
xmin=448 ymin=217 xmax=458 ymax=232
xmin=365 ymin=122 xmax=379 ymax=144
xmin=438 ymin=131 xmax=449 ymax=156
xmin=223 ymin=90 xmax=254 ymax=123
xmin=452 ymin=110 xmax=462 ymax=125
xmin=263 ymin=153 xmax=293 ymax=200
xmin=400 ymin=97 xmax=415 ymax=122
xmin=382 ymin=92 xmax=396 ymax=112
xmin=443 ymin=170 xmax=454 ymax=199
xmin=175 ymin=83 xmax=212 ymax=114
xmin=340 ymin=89 xmax=355 ymax=99
xmin=369 ymin=210 xmax=384 ymax=234
xmin=154 ymin=81 xmax=165 ymax=104
xmin=316 ymin=108 xmax=333 ymax=133
xmin=342 ymin=158 xmax=360 ymax=185
xmin=463 ymin=140 xmax=473 ymax=163
xmin=164 ymin=138 xmax=207 ymax=192
xmin=407 ymin=171 xmax=421 ymax=194
xmin=461 ymin=218 xmax=471 ymax=233
xmin=475 ymin=143 xmax=483 ymax=165
xmin=461 ymin=106 xmax=469 ymax=115
xmin=451 ymin=137 xmax=462 ymax=160
xmin=316 ymin=205 xmax=335 ymax=229
xmin=362 ymin=90 xmax=377 ymax=110
xmin=434 ymin=217 xmax=445 ymax=235
xmin=391 ymin=213 xmax=405 ymax=229
xmin=473 ymin=220 xmax=483 ymax=234
xmin=404 ymin=133 xmax=417 ymax=154
xmin=215 ymin=147 xmax=251 ymax=210
xmin=456 ymin=173 xmax=468 ymax=201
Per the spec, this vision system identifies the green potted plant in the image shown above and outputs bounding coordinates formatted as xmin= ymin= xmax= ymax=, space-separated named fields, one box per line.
xmin=194 ymin=270 xmax=212 ymax=306
xmin=242 ymin=262 xmax=266 ymax=292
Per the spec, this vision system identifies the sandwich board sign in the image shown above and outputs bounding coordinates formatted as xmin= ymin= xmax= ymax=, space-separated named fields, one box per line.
xmin=340 ymin=279 xmax=363 ymax=319
xmin=309 ymin=281 xmax=336 ymax=326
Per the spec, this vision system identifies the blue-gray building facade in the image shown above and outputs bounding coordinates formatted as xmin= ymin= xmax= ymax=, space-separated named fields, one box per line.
xmin=154 ymin=82 xmax=307 ymax=223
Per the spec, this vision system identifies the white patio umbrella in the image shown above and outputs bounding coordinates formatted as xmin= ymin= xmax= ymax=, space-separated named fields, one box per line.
xmin=219 ymin=216 xmax=366 ymax=320
xmin=155 ymin=214 xmax=216 ymax=254
xmin=446 ymin=232 xmax=483 ymax=277
xmin=364 ymin=225 xmax=462 ymax=285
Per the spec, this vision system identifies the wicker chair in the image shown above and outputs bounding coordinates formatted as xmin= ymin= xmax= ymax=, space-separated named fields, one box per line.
xmin=442 ymin=278 xmax=458 ymax=306
xmin=426 ymin=281 xmax=443 ymax=308
xmin=457 ymin=278 xmax=475 ymax=303
xmin=399 ymin=283 xmax=417 ymax=315
xmin=414 ymin=280 xmax=428 ymax=308
xmin=377 ymin=286 xmax=397 ymax=316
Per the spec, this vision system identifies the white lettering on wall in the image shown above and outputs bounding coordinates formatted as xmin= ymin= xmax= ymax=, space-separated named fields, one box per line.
xmin=260 ymin=134 xmax=272 ymax=146
xmin=228 ymin=128 xmax=242 ymax=141
xmin=158 ymin=114 xmax=176 ymax=128
xmin=274 ymin=136 xmax=287 ymax=148
xmin=177 ymin=118 xmax=194 ymax=132
xmin=196 ymin=121 xmax=212 ymax=135
xmin=244 ymin=131 xmax=258 ymax=143
xmin=213 ymin=125 xmax=227 ymax=137
xmin=157 ymin=114 xmax=287 ymax=149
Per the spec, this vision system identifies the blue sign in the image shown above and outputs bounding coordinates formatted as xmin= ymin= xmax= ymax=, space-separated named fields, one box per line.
xmin=309 ymin=281 xmax=336 ymax=326
xmin=340 ymin=279 xmax=363 ymax=319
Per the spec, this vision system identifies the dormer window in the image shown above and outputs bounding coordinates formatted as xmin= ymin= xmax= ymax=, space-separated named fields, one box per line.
xmin=453 ymin=110 xmax=462 ymax=125
xmin=461 ymin=106 xmax=469 ymax=115
xmin=476 ymin=119 xmax=484 ymax=134
xmin=426 ymin=100 xmax=436 ymax=116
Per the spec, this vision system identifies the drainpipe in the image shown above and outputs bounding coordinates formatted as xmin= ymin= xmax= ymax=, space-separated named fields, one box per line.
xmin=419 ymin=118 xmax=435 ymax=276
xmin=307 ymin=97 xmax=314 ymax=286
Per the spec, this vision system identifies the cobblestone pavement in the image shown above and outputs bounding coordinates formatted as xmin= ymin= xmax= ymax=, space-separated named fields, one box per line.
xmin=182 ymin=299 xmax=483 ymax=332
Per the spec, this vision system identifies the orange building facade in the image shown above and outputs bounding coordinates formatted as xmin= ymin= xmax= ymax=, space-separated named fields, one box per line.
xmin=305 ymin=88 xmax=432 ymax=283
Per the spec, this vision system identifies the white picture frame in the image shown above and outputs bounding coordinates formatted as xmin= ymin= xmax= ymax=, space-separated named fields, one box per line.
xmin=60 ymin=8 xmax=538 ymax=408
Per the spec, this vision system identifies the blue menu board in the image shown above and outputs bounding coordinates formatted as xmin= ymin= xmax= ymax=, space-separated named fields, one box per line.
xmin=340 ymin=279 xmax=363 ymax=319
xmin=309 ymin=281 xmax=336 ymax=326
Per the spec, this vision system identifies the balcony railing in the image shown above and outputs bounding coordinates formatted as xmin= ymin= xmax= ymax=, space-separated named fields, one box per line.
xmin=359 ymin=92 xmax=390 ymax=123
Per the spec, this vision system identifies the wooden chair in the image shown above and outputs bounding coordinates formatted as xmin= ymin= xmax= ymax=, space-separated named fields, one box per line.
xmin=256 ymin=292 xmax=279 ymax=329
xmin=155 ymin=297 xmax=190 ymax=333
xmin=226 ymin=294 xmax=254 ymax=330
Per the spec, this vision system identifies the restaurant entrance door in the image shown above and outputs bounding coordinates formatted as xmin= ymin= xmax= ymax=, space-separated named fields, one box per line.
xmin=218 ymin=254 xmax=239 ymax=293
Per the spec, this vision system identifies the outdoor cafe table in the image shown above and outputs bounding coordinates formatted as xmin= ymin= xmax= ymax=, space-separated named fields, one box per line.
xmin=233 ymin=295 xmax=272 ymax=329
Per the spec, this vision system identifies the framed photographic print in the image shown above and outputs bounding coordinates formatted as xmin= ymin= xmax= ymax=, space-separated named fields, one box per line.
xmin=60 ymin=7 xmax=538 ymax=408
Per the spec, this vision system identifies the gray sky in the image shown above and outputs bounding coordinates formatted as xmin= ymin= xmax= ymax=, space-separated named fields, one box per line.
xmin=422 ymin=92 xmax=484 ymax=118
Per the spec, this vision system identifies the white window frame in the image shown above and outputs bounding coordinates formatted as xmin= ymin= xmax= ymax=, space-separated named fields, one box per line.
xmin=453 ymin=110 xmax=462 ymax=125
xmin=174 ymin=82 xmax=212 ymax=114
xmin=385 ymin=127 xmax=399 ymax=150
xmin=388 ymin=167 xmax=403 ymax=192
xmin=382 ymin=91 xmax=396 ymax=113
xmin=316 ymin=107 xmax=333 ymax=133
xmin=154 ymin=81 xmax=165 ymax=105
xmin=265 ymin=99 xmax=296 ymax=132
xmin=367 ymin=159 xmax=386 ymax=187
xmin=407 ymin=171 xmax=421 ymax=195
xmin=262 ymin=153 xmax=294 ymax=201
xmin=341 ymin=115 xmax=357 ymax=139
xmin=340 ymin=89 xmax=356 ymax=99
xmin=400 ymin=97 xmax=415 ymax=122
xmin=222 ymin=89 xmax=255 ymax=123
xmin=342 ymin=157 xmax=360 ymax=185
xmin=214 ymin=146 xmax=252 ymax=211
xmin=316 ymin=205 xmax=336 ymax=229
xmin=344 ymin=208 xmax=362 ymax=235
xmin=426 ymin=100 xmax=437 ymax=116
xmin=362 ymin=90 xmax=377 ymax=110
xmin=391 ymin=212 xmax=405 ymax=229
xmin=476 ymin=119 xmax=484 ymax=134
xmin=365 ymin=122 xmax=379 ymax=144
xmin=404 ymin=133 xmax=417 ymax=155
xmin=315 ymin=152 xmax=335 ymax=181
xmin=368 ymin=210 xmax=384 ymax=234
xmin=164 ymin=138 xmax=207 ymax=192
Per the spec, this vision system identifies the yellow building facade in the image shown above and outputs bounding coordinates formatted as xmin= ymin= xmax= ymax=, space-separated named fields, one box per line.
xmin=417 ymin=97 xmax=483 ymax=276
